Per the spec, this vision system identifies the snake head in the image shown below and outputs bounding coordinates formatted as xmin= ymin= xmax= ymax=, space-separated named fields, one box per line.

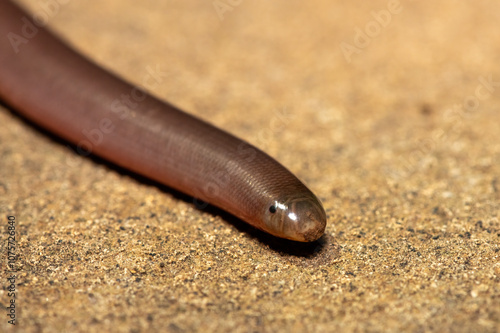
xmin=263 ymin=192 xmax=327 ymax=242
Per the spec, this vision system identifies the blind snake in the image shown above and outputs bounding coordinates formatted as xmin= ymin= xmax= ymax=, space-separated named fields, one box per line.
xmin=0 ymin=1 xmax=327 ymax=242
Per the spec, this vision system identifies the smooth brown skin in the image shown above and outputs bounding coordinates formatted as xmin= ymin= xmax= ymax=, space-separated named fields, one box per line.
xmin=0 ymin=1 xmax=326 ymax=242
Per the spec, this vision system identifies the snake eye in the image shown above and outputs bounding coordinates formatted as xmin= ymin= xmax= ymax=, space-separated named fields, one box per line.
xmin=269 ymin=205 xmax=277 ymax=213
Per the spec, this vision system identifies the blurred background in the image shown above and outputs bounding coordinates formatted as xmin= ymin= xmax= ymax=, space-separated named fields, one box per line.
xmin=2 ymin=0 xmax=500 ymax=332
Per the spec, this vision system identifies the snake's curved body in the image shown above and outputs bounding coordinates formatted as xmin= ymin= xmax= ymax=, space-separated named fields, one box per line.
xmin=0 ymin=1 xmax=326 ymax=241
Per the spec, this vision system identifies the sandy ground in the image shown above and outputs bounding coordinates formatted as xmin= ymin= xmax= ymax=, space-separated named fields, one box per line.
xmin=1 ymin=0 xmax=500 ymax=332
